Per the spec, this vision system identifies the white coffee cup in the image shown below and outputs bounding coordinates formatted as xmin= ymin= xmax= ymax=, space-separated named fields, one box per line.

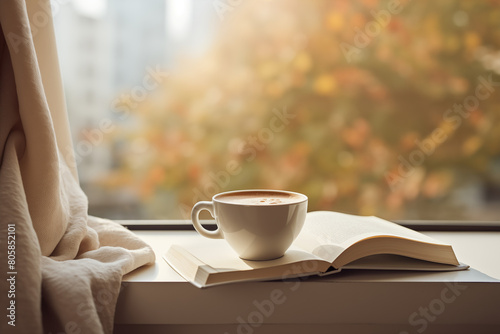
xmin=191 ymin=189 xmax=308 ymax=261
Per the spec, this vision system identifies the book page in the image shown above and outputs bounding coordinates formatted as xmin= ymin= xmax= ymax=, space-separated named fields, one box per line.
xmin=165 ymin=239 xmax=333 ymax=287
xmin=294 ymin=211 xmax=451 ymax=262
xmin=176 ymin=237 xmax=327 ymax=273
xmin=341 ymin=254 xmax=468 ymax=271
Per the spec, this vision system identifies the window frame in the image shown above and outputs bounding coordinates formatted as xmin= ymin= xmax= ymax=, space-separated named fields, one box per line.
xmin=118 ymin=219 xmax=500 ymax=232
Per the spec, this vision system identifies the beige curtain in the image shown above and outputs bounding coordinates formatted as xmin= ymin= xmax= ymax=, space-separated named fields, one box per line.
xmin=0 ymin=1 xmax=155 ymax=333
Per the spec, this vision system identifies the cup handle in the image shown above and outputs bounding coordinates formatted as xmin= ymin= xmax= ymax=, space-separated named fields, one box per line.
xmin=191 ymin=201 xmax=224 ymax=239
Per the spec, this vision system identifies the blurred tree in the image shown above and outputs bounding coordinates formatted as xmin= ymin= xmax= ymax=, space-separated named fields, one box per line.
xmin=101 ymin=0 xmax=500 ymax=220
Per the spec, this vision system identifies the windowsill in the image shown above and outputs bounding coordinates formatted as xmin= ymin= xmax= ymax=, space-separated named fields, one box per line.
xmin=114 ymin=227 xmax=500 ymax=333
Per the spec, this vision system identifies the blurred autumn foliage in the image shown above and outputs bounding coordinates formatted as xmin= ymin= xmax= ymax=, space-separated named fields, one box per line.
xmin=101 ymin=0 xmax=500 ymax=220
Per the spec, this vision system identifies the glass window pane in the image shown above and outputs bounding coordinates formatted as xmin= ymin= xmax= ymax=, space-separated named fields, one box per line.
xmin=54 ymin=0 xmax=500 ymax=220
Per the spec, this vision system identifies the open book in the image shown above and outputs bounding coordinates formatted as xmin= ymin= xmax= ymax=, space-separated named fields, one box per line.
xmin=164 ymin=211 xmax=468 ymax=288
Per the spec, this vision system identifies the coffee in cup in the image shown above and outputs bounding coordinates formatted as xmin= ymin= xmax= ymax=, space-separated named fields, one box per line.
xmin=191 ymin=189 xmax=308 ymax=261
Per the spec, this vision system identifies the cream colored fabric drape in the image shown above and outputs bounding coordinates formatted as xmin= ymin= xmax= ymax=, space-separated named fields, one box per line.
xmin=0 ymin=1 xmax=155 ymax=333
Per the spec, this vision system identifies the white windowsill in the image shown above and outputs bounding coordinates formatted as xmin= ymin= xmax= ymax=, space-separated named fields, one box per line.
xmin=114 ymin=229 xmax=500 ymax=333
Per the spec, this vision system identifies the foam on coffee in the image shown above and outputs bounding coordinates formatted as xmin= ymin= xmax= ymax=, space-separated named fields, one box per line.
xmin=216 ymin=191 xmax=305 ymax=205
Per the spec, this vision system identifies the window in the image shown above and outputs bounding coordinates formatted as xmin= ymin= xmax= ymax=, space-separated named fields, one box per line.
xmin=54 ymin=0 xmax=500 ymax=220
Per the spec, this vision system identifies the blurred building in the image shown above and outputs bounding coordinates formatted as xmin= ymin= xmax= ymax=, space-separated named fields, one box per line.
xmin=108 ymin=0 xmax=167 ymax=91
xmin=164 ymin=0 xmax=217 ymax=68
xmin=54 ymin=0 xmax=217 ymax=218
xmin=54 ymin=0 xmax=113 ymax=184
